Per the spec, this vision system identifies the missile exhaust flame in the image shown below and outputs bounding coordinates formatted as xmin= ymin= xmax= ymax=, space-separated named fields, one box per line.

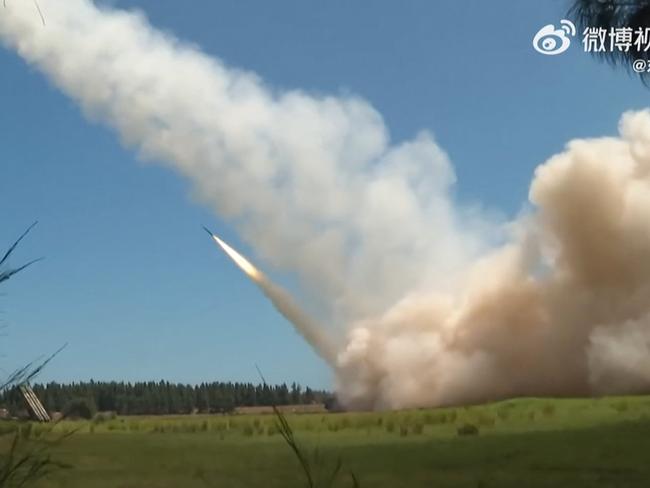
xmin=204 ymin=228 xmax=337 ymax=366
xmin=205 ymin=227 xmax=262 ymax=281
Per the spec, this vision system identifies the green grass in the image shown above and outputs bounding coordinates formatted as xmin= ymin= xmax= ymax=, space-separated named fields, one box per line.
xmin=6 ymin=395 xmax=650 ymax=487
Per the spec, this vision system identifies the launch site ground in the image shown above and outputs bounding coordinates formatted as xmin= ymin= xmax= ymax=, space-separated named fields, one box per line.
xmin=5 ymin=395 xmax=650 ymax=488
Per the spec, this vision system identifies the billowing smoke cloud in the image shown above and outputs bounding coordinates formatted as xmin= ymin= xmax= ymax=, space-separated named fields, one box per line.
xmin=338 ymin=112 xmax=650 ymax=408
xmin=3 ymin=1 xmax=650 ymax=410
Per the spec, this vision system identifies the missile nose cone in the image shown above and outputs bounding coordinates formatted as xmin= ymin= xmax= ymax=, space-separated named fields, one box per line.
xmin=202 ymin=225 xmax=215 ymax=237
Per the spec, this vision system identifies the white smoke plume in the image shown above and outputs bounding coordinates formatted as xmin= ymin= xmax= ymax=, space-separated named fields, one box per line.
xmin=3 ymin=1 xmax=650 ymax=410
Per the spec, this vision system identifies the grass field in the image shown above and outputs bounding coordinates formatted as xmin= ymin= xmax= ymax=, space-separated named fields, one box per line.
xmin=4 ymin=395 xmax=650 ymax=487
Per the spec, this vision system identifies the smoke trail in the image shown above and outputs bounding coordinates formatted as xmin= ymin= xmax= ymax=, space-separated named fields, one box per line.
xmin=4 ymin=1 xmax=650 ymax=410
xmin=260 ymin=281 xmax=338 ymax=366
xmin=0 ymin=0 xmax=480 ymax=324
xmin=208 ymin=232 xmax=337 ymax=365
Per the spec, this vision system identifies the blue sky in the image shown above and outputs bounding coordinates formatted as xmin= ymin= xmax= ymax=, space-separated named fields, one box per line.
xmin=1 ymin=0 xmax=648 ymax=389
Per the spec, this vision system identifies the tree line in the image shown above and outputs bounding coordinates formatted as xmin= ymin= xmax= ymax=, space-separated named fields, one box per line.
xmin=0 ymin=380 xmax=332 ymax=416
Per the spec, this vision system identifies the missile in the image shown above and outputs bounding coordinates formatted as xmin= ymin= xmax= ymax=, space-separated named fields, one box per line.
xmin=203 ymin=226 xmax=262 ymax=280
xmin=202 ymin=226 xmax=337 ymax=365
